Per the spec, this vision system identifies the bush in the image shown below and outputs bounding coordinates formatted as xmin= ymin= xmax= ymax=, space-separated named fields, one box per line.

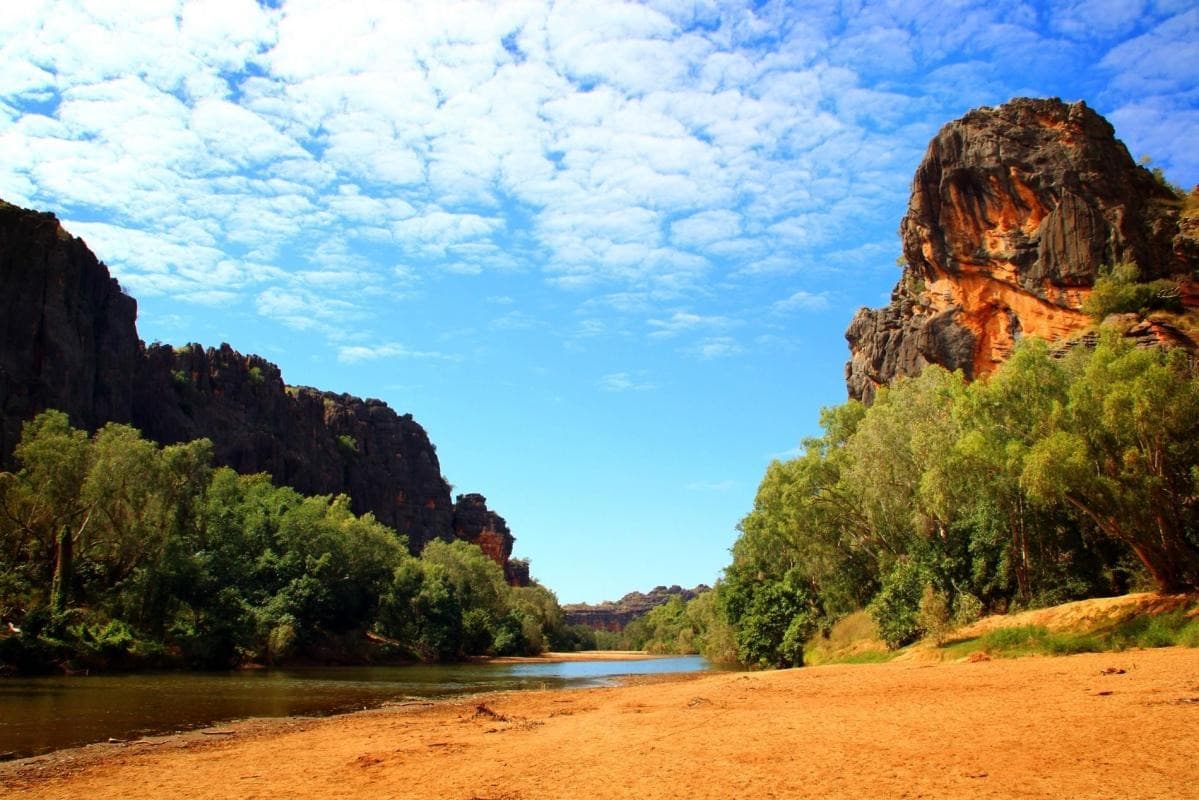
xmin=869 ymin=559 xmax=930 ymax=649
xmin=1083 ymin=262 xmax=1182 ymax=319
xmin=916 ymin=584 xmax=952 ymax=645
xmin=952 ymin=592 xmax=984 ymax=627
xmin=721 ymin=568 xmax=820 ymax=668
xmin=461 ymin=608 xmax=496 ymax=654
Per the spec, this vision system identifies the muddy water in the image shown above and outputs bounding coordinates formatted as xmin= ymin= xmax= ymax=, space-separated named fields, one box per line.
xmin=0 ymin=655 xmax=712 ymax=758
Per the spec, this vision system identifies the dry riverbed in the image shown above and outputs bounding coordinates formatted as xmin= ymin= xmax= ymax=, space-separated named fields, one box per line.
xmin=3 ymin=647 xmax=1197 ymax=799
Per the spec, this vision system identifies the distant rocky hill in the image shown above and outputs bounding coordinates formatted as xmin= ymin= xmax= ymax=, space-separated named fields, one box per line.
xmin=0 ymin=198 xmax=523 ymax=582
xmin=846 ymin=98 xmax=1199 ymax=402
xmin=563 ymin=585 xmax=710 ymax=631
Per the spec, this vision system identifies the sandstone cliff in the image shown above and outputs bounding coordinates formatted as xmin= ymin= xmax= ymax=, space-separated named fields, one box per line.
xmin=451 ymin=492 xmax=520 ymax=583
xmin=0 ymin=200 xmax=139 ymax=461
xmin=563 ymin=584 xmax=710 ymax=631
xmin=846 ymin=98 xmax=1198 ymax=402
xmin=0 ymin=198 xmax=524 ymax=577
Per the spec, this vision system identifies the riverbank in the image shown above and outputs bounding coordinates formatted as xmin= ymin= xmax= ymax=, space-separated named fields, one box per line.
xmin=4 ymin=647 xmax=1197 ymax=799
xmin=484 ymin=649 xmax=662 ymax=663
xmin=4 ymin=647 xmax=1194 ymax=796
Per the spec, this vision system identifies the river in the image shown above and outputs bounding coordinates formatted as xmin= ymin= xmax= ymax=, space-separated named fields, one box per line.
xmin=0 ymin=655 xmax=714 ymax=758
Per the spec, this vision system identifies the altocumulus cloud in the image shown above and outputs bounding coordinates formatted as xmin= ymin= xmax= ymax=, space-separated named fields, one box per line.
xmin=337 ymin=342 xmax=456 ymax=364
xmin=0 ymin=0 xmax=1194 ymax=352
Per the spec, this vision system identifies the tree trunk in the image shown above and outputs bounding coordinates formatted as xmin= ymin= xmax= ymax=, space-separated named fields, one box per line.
xmin=50 ymin=525 xmax=72 ymax=613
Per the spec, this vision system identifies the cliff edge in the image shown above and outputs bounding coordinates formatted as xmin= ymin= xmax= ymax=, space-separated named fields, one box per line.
xmin=0 ymin=199 xmax=519 ymax=576
xmin=846 ymin=98 xmax=1199 ymax=402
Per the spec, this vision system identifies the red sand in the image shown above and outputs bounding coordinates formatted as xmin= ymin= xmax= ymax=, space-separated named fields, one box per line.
xmin=4 ymin=647 xmax=1198 ymax=799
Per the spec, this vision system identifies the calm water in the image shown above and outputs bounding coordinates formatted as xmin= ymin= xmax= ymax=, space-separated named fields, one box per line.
xmin=0 ymin=655 xmax=712 ymax=758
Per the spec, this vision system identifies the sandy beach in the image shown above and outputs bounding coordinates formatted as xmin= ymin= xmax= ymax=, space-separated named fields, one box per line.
xmin=3 ymin=647 xmax=1197 ymax=800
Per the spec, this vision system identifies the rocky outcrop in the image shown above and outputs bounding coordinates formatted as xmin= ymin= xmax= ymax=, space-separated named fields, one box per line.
xmin=846 ymin=98 xmax=1198 ymax=402
xmin=563 ymin=585 xmax=710 ymax=631
xmin=451 ymin=493 xmax=528 ymax=584
xmin=0 ymin=200 xmax=140 ymax=461
xmin=0 ymin=198 xmax=521 ymax=569
xmin=132 ymin=343 xmax=454 ymax=552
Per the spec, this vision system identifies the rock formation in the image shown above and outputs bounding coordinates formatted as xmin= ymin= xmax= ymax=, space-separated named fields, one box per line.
xmin=451 ymin=493 xmax=524 ymax=584
xmin=0 ymin=198 xmax=525 ymax=578
xmin=133 ymin=342 xmax=455 ymax=552
xmin=846 ymin=98 xmax=1198 ymax=402
xmin=562 ymin=585 xmax=710 ymax=631
xmin=0 ymin=200 xmax=139 ymax=461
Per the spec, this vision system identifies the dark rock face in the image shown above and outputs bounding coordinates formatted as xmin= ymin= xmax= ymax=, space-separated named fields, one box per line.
xmin=846 ymin=98 xmax=1198 ymax=402
xmin=0 ymin=198 xmax=518 ymax=566
xmin=132 ymin=343 xmax=454 ymax=552
xmin=0 ymin=201 xmax=140 ymax=460
xmin=562 ymin=585 xmax=710 ymax=631
xmin=451 ymin=493 xmax=527 ymax=584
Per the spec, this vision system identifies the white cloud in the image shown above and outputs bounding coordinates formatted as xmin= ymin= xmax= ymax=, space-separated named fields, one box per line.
xmin=336 ymin=342 xmax=454 ymax=364
xmin=598 ymin=371 xmax=656 ymax=392
xmin=772 ymin=290 xmax=830 ymax=313
xmin=688 ymin=336 xmax=744 ymax=360
xmin=490 ymin=310 xmax=541 ymax=331
xmin=256 ymin=286 xmax=361 ymax=332
xmin=1052 ymin=0 xmax=1150 ymax=40
xmin=647 ymin=311 xmax=735 ymax=338
xmin=190 ymin=98 xmax=305 ymax=167
xmin=2 ymin=0 xmax=1194 ymax=358
xmin=1101 ymin=9 xmax=1199 ymax=94
xmin=671 ymin=210 xmax=743 ymax=249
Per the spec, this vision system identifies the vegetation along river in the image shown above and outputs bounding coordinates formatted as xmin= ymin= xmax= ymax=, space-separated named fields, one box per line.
xmin=0 ymin=655 xmax=713 ymax=758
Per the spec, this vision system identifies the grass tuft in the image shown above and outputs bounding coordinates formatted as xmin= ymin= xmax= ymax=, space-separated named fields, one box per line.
xmin=939 ymin=606 xmax=1199 ymax=660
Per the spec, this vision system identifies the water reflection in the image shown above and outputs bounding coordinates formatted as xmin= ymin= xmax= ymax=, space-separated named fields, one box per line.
xmin=0 ymin=655 xmax=713 ymax=758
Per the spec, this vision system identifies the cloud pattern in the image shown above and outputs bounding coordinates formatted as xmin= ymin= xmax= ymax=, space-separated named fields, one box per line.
xmin=0 ymin=0 xmax=1195 ymax=365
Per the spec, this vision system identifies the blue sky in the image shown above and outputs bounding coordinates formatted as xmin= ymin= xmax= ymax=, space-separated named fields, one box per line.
xmin=2 ymin=1 xmax=1196 ymax=603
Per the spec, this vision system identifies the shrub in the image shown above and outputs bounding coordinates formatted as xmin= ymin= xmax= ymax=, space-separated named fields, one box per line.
xmin=917 ymin=584 xmax=952 ymax=645
xmin=721 ymin=567 xmax=820 ymax=668
xmin=1083 ymin=262 xmax=1182 ymax=320
xmin=461 ymin=608 xmax=496 ymax=654
xmin=869 ymin=558 xmax=931 ymax=649
xmin=952 ymin=592 xmax=984 ymax=627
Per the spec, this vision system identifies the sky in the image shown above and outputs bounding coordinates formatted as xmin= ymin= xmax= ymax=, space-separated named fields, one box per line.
xmin=1 ymin=1 xmax=1197 ymax=603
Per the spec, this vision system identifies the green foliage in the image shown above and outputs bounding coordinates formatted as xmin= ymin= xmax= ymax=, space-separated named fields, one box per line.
xmin=0 ymin=413 xmax=565 ymax=673
xmin=248 ymin=366 xmax=264 ymax=385
xmin=868 ymin=558 xmax=932 ymax=649
xmin=940 ymin=610 xmax=1199 ymax=659
xmin=722 ymin=332 xmax=1199 ymax=668
xmin=972 ymin=625 xmax=1103 ymax=657
xmin=1082 ymin=262 xmax=1182 ymax=320
xmin=721 ymin=567 xmax=820 ymax=668
xmin=614 ymin=592 xmax=734 ymax=657
xmin=1101 ymin=609 xmax=1199 ymax=650
xmin=952 ymin=592 xmax=983 ymax=628
xmin=916 ymin=584 xmax=952 ymax=645
xmin=801 ymin=610 xmax=892 ymax=666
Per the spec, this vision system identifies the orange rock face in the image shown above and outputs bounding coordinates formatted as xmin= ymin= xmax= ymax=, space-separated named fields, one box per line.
xmin=451 ymin=493 xmax=528 ymax=586
xmin=846 ymin=98 xmax=1198 ymax=402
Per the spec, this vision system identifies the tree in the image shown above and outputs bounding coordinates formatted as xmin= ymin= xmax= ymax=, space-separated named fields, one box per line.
xmin=720 ymin=567 xmax=820 ymax=668
xmin=1021 ymin=335 xmax=1199 ymax=591
xmin=0 ymin=411 xmax=93 ymax=608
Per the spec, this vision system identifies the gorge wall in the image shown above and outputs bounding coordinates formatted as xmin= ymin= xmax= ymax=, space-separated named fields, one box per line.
xmin=0 ymin=198 xmax=521 ymax=576
xmin=846 ymin=98 xmax=1199 ymax=402
xmin=562 ymin=585 xmax=709 ymax=631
